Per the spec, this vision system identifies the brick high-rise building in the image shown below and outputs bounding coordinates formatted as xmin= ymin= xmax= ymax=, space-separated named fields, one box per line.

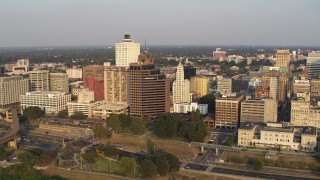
xmin=215 ymin=93 xmax=244 ymax=129
xmin=82 ymin=65 xmax=104 ymax=81
xmin=129 ymin=51 xmax=170 ymax=119
xmin=86 ymin=74 xmax=104 ymax=101
xmin=311 ymin=79 xmax=320 ymax=97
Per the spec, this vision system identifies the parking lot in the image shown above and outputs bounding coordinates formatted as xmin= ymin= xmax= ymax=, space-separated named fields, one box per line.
xmin=207 ymin=130 xmax=232 ymax=145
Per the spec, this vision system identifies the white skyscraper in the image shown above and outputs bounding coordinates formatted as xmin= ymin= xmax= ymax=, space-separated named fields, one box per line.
xmin=115 ymin=34 xmax=140 ymax=67
xmin=172 ymin=62 xmax=191 ymax=104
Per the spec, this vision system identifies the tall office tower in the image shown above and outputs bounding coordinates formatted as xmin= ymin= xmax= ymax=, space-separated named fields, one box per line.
xmin=190 ymin=75 xmax=210 ymax=97
xmin=261 ymin=66 xmax=289 ymax=105
xmin=28 ymin=70 xmax=50 ymax=91
xmin=49 ymin=73 xmax=69 ymax=93
xmin=217 ymin=76 xmax=232 ymax=95
xmin=86 ymin=74 xmax=104 ymax=101
xmin=275 ymin=49 xmax=290 ymax=68
xmin=172 ymin=62 xmax=191 ymax=104
xmin=129 ymin=51 xmax=170 ymax=120
xmin=0 ymin=76 xmax=28 ymax=109
xmin=215 ymin=94 xmax=244 ymax=129
xmin=183 ymin=65 xmax=196 ymax=80
xmin=115 ymin=34 xmax=140 ymax=67
xmin=269 ymin=77 xmax=279 ymax=100
xmin=240 ymin=98 xmax=277 ymax=123
xmin=311 ymin=79 xmax=320 ymax=97
xmin=67 ymin=66 xmax=83 ymax=80
xmin=82 ymin=65 xmax=104 ymax=81
xmin=104 ymin=62 xmax=129 ymax=104
xmin=232 ymin=74 xmax=250 ymax=93
xmin=306 ymin=51 xmax=320 ymax=79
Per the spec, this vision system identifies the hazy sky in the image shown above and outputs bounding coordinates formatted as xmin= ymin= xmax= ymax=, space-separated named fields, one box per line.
xmin=0 ymin=0 xmax=319 ymax=47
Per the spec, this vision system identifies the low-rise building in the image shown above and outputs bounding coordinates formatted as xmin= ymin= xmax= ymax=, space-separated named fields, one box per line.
xmin=92 ymin=104 xmax=129 ymax=120
xmin=67 ymin=101 xmax=104 ymax=118
xmin=21 ymin=91 xmax=71 ymax=114
xmin=173 ymin=102 xmax=208 ymax=115
xmin=238 ymin=122 xmax=317 ymax=152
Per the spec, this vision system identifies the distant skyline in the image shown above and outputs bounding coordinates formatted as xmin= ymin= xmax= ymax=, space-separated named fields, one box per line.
xmin=0 ymin=0 xmax=319 ymax=47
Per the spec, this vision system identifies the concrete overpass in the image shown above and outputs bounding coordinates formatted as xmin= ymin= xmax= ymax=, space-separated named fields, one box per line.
xmin=0 ymin=109 xmax=19 ymax=149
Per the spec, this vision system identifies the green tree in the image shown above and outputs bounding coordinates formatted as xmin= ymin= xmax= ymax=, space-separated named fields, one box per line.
xmin=82 ymin=149 xmax=98 ymax=163
xmin=70 ymin=111 xmax=86 ymax=120
xmin=101 ymin=145 xmax=120 ymax=158
xmin=17 ymin=151 xmax=37 ymax=165
xmin=154 ymin=114 xmax=177 ymax=138
xmin=224 ymin=136 xmax=234 ymax=146
xmin=119 ymin=157 xmax=136 ymax=177
xmin=107 ymin=114 xmax=122 ymax=132
xmin=166 ymin=153 xmax=180 ymax=172
xmin=57 ymin=111 xmax=68 ymax=118
xmin=154 ymin=154 xmax=169 ymax=176
xmin=140 ymin=159 xmax=157 ymax=178
xmin=130 ymin=118 xmax=146 ymax=135
xmin=248 ymin=158 xmax=264 ymax=170
xmin=23 ymin=106 xmax=43 ymax=121
xmin=119 ymin=114 xmax=131 ymax=130
xmin=93 ymin=124 xmax=111 ymax=138
xmin=198 ymin=94 xmax=215 ymax=114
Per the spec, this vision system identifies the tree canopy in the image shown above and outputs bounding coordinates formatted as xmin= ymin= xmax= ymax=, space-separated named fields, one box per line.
xmin=198 ymin=94 xmax=216 ymax=114
xmin=154 ymin=113 xmax=208 ymax=142
xmin=70 ymin=111 xmax=86 ymax=120
xmin=93 ymin=124 xmax=112 ymax=139
xmin=107 ymin=114 xmax=145 ymax=135
xmin=23 ymin=106 xmax=43 ymax=121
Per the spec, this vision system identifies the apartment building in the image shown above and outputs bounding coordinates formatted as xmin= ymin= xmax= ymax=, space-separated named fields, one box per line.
xmin=0 ymin=76 xmax=28 ymax=109
xmin=21 ymin=91 xmax=71 ymax=114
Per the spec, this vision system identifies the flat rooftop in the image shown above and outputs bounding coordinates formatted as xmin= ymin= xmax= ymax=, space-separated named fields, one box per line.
xmin=262 ymin=127 xmax=293 ymax=133
xmin=303 ymin=126 xmax=316 ymax=135
xmin=95 ymin=103 xmax=128 ymax=110
xmin=240 ymin=122 xmax=256 ymax=130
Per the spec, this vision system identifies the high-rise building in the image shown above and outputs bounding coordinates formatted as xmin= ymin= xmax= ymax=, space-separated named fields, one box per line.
xmin=67 ymin=66 xmax=83 ymax=80
xmin=115 ymin=34 xmax=140 ymax=67
xmin=293 ymin=80 xmax=310 ymax=98
xmin=172 ymin=62 xmax=191 ymax=104
xmin=261 ymin=66 xmax=290 ymax=105
xmin=78 ymin=89 xmax=94 ymax=103
xmin=231 ymin=74 xmax=250 ymax=93
xmin=240 ymin=98 xmax=277 ymax=123
xmin=12 ymin=59 xmax=29 ymax=75
xmin=21 ymin=91 xmax=71 ymax=114
xmin=275 ymin=49 xmax=290 ymax=68
xmin=82 ymin=65 xmax=104 ymax=81
xmin=49 ymin=73 xmax=69 ymax=93
xmin=183 ymin=65 xmax=196 ymax=80
xmin=215 ymin=93 xmax=244 ymax=129
xmin=104 ymin=62 xmax=129 ymax=104
xmin=86 ymin=74 xmax=104 ymax=101
xmin=0 ymin=76 xmax=28 ymax=109
xmin=28 ymin=70 xmax=50 ymax=91
xmin=129 ymin=51 xmax=170 ymax=119
xmin=217 ymin=76 xmax=232 ymax=95
xmin=212 ymin=48 xmax=226 ymax=61
xmin=311 ymin=79 xmax=320 ymax=97
xmin=306 ymin=51 xmax=320 ymax=79
xmin=291 ymin=99 xmax=320 ymax=128
xmin=190 ymin=75 xmax=210 ymax=97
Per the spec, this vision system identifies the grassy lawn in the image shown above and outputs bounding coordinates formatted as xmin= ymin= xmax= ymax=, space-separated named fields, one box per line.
xmin=91 ymin=156 xmax=121 ymax=174
xmin=42 ymin=167 xmax=126 ymax=180
xmin=223 ymin=151 xmax=320 ymax=171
